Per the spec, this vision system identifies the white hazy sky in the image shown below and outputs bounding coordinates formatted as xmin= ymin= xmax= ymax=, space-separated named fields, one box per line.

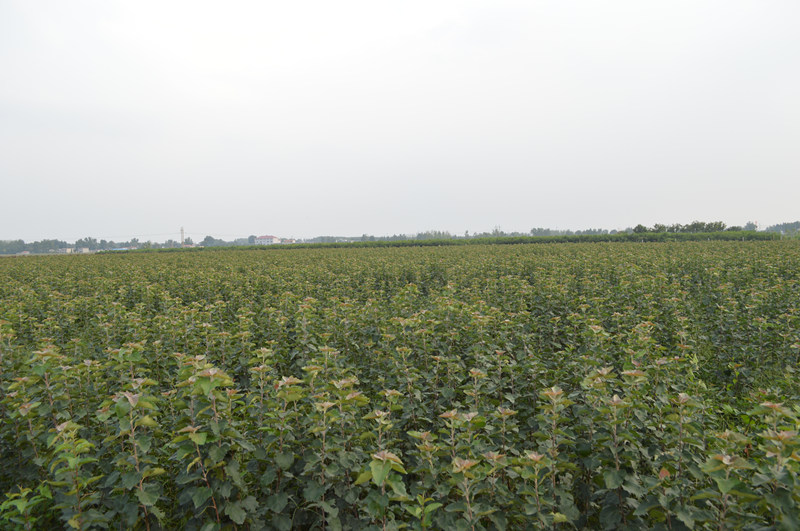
xmin=1 ymin=1 xmax=799 ymax=242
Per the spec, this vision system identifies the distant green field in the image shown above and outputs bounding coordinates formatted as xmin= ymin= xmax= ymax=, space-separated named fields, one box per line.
xmin=1 ymin=242 xmax=799 ymax=529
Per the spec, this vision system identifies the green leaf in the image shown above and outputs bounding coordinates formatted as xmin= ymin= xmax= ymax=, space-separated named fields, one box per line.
xmin=622 ymin=479 xmax=646 ymax=497
xmin=328 ymin=515 xmax=342 ymax=531
xmin=675 ymin=507 xmax=695 ymax=529
xmin=275 ymin=452 xmax=294 ymax=470
xmin=137 ymin=415 xmax=158 ymax=428
xmin=354 ymin=470 xmax=372 ymax=485
xmin=224 ymin=501 xmax=247 ymax=525
xmin=198 ymin=378 xmax=214 ymax=396
xmin=186 ymin=456 xmax=202 ymax=473
xmin=271 ymin=514 xmax=293 ymax=531
xmin=192 ymin=486 xmax=213 ymax=509
xmin=599 ymin=503 xmax=621 ymax=528
xmin=445 ymin=501 xmax=468 ymax=513
xmin=260 ymin=467 xmax=276 ymax=487
xmin=121 ymin=471 xmax=140 ymax=490
xmin=137 ymin=435 xmax=152 ymax=454
xmin=135 ymin=488 xmax=159 ymax=507
xmin=303 ymin=481 xmax=325 ymax=502
xmin=713 ymin=477 xmax=741 ymax=494
xmin=632 ymin=496 xmax=659 ymax=516
xmin=391 ymin=462 xmax=407 ymax=474
xmin=405 ymin=505 xmax=422 ymax=518
xmin=690 ymin=489 xmax=719 ymax=501
xmin=386 ymin=476 xmax=409 ymax=500
xmin=317 ymin=500 xmax=339 ymax=517
xmin=150 ymin=505 xmax=165 ymax=522
xmin=115 ymin=400 xmax=131 ymax=418
xmin=766 ymin=488 xmax=797 ymax=518
xmin=780 ymin=510 xmax=800 ymax=531
xmin=209 ymin=445 xmax=227 ymax=464
xmin=284 ymin=391 xmax=303 ymax=403
xmin=224 ymin=460 xmax=242 ymax=486
xmin=603 ymin=469 xmax=624 ymax=489
xmin=425 ymin=502 xmax=443 ymax=514
xmin=143 ymin=467 xmax=167 ymax=479
xmin=488 ymin=511 xmax=508 ymax=531
xmin=242 ymin=495 xmax=258 ymax=512
xmin=266 ymin=492 xmax=288 ymax=513
xmin=370 ymin=460 xmax=392 ymax=487
xmin=189 ymin=432 xmax=208 ymax=446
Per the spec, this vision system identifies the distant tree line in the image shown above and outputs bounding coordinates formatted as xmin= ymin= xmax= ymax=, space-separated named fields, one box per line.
xmin=764 ymin=221 xmax=800 ymax=234
xmin=0 ymin=236 xmax=183 ymax=255
xmin=629 ymin=220 xmax=759 ymax=234
xmin=0 ymin=234 xmax=256 ymax=254
xmin=3 ymin=220 xmax=796 ymax=255
xmin=357 ymin=228 xmax=613 ymax=242
xmin=235 ymin=230 xmax=777 ymax=252
xmin=355 ymin=221 xmax=762 ymax=242
xmin=0 ymin=239 xmax=69 ymax=255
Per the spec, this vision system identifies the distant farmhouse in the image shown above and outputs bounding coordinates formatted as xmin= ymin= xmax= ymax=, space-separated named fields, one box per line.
xmin=55 ymin=247 xmax=93 ymax=254
xmin=254 ymin=235 xmax=296 ymax=245
xmin=254 ymin=235 xmax=281 ymax=245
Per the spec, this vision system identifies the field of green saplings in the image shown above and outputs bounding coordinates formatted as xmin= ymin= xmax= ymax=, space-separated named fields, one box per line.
xmin=1 ymin=241 xmax=799 ymax=530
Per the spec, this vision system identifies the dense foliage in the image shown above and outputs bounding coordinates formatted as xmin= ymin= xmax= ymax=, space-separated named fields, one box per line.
xmin=0 ymin=228 xmax=778 ymax=255
xmin=1 ymin=241 xmax=799 ymax=529
xmin=136 ymin=230 xmax=776 ymax=255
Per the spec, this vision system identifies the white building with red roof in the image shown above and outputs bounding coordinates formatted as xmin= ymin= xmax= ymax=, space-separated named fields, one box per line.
xmin=255 ymin=235 xmax=281 ymax=245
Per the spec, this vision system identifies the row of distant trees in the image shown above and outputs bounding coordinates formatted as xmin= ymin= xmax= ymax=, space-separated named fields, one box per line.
xmin=360 ymin=228 xmax=618 ymax=242
xmin=765 ymin=221 xmax=800 ymax=234
xmin=358 ymin=221 xmax=763 ymax=242
xmin=2 ymin=221 xmax=797 ymax=254
xmin=0 ymin=239 xmax=70 ymax=255
xmin=630 ymin=221 xmax=758 ymax=234
xmin=0 ymin=234 xmax=267 ymax=254
xmin=0 ymin=237 xmax=187 ymax=255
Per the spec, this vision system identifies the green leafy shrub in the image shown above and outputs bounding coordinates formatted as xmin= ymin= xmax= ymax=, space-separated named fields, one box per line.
xmin=1 ymin=241 xmax=799 ymax=528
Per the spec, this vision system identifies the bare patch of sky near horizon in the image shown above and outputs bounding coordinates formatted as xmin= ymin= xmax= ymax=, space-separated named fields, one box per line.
xmin=1 ymin=1 xmax=798 ymax=242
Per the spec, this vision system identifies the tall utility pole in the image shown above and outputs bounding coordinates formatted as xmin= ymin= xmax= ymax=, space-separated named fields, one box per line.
xmin=181 ymin=227 xmax=185 ymax=246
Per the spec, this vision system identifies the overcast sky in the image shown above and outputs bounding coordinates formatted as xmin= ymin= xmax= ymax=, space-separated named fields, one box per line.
xmin=2 ymin=1 xmax=799 ymax=242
